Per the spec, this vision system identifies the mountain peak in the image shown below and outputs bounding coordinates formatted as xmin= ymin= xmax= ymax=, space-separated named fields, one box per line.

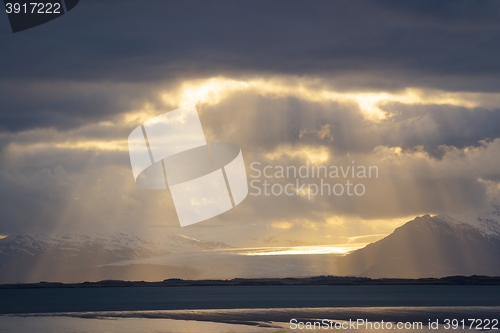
xmin=337 ymin=210 xmax=500 ymax=278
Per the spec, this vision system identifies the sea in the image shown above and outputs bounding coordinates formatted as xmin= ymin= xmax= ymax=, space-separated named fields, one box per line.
xmin=1 ymin=285 xmax=499 ymax=332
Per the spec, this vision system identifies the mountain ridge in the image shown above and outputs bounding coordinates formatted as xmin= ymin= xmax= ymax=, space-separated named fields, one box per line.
xmin=337 ymin=210 xmax=500 ymax=278
xmin=0 ymin=232 xmax=228 ymax=283
xmin=2 ymin=205 xmax=500 ymax=282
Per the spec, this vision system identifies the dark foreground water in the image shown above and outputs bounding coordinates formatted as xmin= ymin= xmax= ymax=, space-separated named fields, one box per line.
xmin=1 ymin=285 xmax=500 ymax=314
xmin=1 ymin=286 xmax=499 ymax=332
xmin=1 ymin=307 xmax=500 ymax=333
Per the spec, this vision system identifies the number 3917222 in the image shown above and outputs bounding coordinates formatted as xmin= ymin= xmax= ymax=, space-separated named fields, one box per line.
xmin=5 ymin=3 xmax=61 ymax=14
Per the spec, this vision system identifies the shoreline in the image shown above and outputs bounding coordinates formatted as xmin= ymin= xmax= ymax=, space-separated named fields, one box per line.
xmin=1 ymin=275 xmax=500 ymax=289
xmin=5 ymin=306 xmax=500 ymax=324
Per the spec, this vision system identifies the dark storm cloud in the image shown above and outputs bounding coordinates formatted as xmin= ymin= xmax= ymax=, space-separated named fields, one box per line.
xmin=377 ymin=0 xmax=500 ymax=26
xmin=2 ymin=0 xmax=500 ymax=131
xmin=382 ymin=103 xmax=500 ymax=155
xmin=1 ymin=0 xmax=500 ymax=85
xmin=0 ymin=80 xmax=165 ymax=131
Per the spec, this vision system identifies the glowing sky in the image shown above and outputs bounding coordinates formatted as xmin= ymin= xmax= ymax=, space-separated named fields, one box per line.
xmin=1 ymin=1 xmax=500 ymax=249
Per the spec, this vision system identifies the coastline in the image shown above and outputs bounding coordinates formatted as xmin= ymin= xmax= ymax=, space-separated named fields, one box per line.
xmin=1 ymin=275 xmax=500 ymax=290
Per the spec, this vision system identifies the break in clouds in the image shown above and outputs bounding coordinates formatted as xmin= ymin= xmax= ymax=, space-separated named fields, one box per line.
xmin=1 ymin=0 xmax=500 ymax=238
xmin=1 ymin=82 xmax=500 ymax=236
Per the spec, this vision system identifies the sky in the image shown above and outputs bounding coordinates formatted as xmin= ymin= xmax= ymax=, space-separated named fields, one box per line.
xmin=1 ymin=0 xmax=500 ymax=247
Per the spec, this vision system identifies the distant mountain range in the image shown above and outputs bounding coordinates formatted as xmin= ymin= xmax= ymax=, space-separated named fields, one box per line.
xmin=337 ymin=204 xmax=500 ymax=278
xmin=2 ymin=204 xmax=500 ymax=283
xmin=0 ymin=232 xmax=228 ymax=283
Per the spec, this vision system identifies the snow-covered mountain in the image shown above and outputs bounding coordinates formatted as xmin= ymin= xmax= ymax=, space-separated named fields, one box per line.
xmin=0 ymin=232 xmax=228 ymax=283
xmin=2 ymin=203 xmax=500 ymax=283
xmin=337 ymin=206 xmax=500 ymax=278
xmin=446 ymin=201 xmax=500 ymax=237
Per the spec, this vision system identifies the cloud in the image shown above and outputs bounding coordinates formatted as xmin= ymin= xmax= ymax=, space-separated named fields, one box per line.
xmin=382 ymin=103 xmax=500 ymax=155
xmin=0 ymin=80 xmax=166 ymax=131
xmin=2 ymin=1 xmax=500 ymax=90
xmin=1 ymin=1 xmax=500 ymax=241
xmin=2 ymin=87 xmax=499 ymax=238
xmin=195 ymin=81 xmax=500 ymax=154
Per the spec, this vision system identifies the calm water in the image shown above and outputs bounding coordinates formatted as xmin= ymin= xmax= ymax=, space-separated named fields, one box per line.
xmin=1 ymin=285 xmax=499 ymax=314
xmin=1 ymin=307 xmax=500 ymax=333
xmin=1 ymin=286 xmax=500 ymax=332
